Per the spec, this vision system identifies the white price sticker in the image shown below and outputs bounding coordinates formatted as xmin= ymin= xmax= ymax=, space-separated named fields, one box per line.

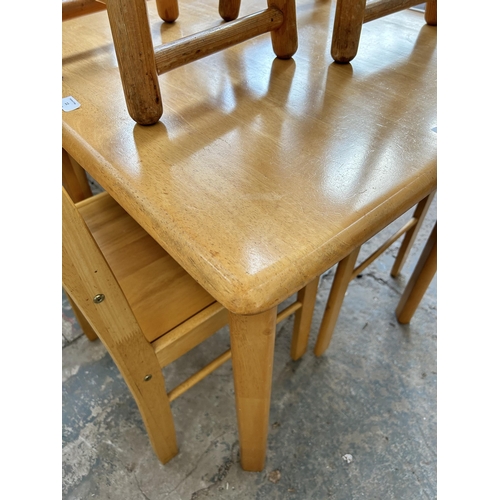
xmin=62 ymin=96 xmax=81 ymax=112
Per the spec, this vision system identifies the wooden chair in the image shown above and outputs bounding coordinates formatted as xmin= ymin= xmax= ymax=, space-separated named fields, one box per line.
xmin=331 ymin=0 xmax=437 ymax=63
xmin=62 ymin=186 xmax=318 ymax=463
xmin=314 ymin=192 xmax=435 ymax=356
xmin=104 ymin=0 xmax=298 ymax=124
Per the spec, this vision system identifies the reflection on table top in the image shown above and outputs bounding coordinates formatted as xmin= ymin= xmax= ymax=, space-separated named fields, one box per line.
xmin=62 ymin=0 xmax=437 ymax=315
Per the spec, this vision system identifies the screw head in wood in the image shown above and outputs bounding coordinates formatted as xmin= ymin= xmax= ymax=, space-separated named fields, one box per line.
xmin=93 ymin=294 xmax=105 ymax=304
xmin=144 ymin=374 xmax=152 ymax=381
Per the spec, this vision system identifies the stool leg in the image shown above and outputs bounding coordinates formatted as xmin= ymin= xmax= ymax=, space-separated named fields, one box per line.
xmin=425 ymin=0 xmax=437 ymax=26
xmin=229 ymin=307 xmax=277 ymax=471
xmin=331 ymin=0 xmax=367 ymax=63
xmin=396 ymin=223 xmax=437 ymax=324
xmin=155 ymin=0 xmax=179 ymax=23
xmin=314 ymin=247 xmax=360 ymax=356
xmin=106 ymin=0 xmax=163 ymax=125
xmin=219 ymin=0 xmax=240 ymax=21
xmin=268 ymin=0 xmax=298 ymax=59
xmin=290 ymin=276 xmax=320 ymax=360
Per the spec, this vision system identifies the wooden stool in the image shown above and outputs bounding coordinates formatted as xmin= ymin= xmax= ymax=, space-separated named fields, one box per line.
xmin=105 ymin=0 xmax=298 ymax=124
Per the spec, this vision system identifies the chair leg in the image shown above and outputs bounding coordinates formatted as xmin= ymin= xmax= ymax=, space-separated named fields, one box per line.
xmin=314 ymin=247 xmax=360 ymax=356
xmin=219 ymin=0 xmax=240 ymax=21
xmin=229 ymin=307 xmax=277 ymax=472
xmin=425 ymin=0 xmax=437 ymax=26
xmin=65 ymin=291 xmax=98 ymax=341
xmin=391 ymin=191 xmax=436 ymax=277
xmin=396 ymin=223 xmax=437 ymax=324
xmin=155 ymin=0 xmax=179 ymax=23
xmin=331 ymin=0 xmax=367 ymax=63
xmin=62 ymin=149 xmax=93 ymax=203
xmin=106 ymin=0 xmax=163 ymax=125
xmin=63 ymin=188 xmax=178 ymax=464
xmin=110 ymin=335 xmax=179 ymax=463
xmin=290 ymin=276 xmax=320 ymax=361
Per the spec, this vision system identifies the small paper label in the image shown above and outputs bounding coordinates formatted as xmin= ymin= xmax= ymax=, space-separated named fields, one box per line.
xmin=62 ymin=96 xmax=81 ymax=112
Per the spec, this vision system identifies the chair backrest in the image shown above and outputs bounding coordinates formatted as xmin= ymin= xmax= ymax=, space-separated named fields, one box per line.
xmin=104 ymin=0 xmax=298 ymax=124
xmin=331 ymin=0 xmax=437 ymax=63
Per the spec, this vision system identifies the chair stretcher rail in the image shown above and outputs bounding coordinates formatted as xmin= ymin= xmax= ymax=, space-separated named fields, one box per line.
xmin=350 ymin=218 xmax=418 ymax=280
xmin=166 ymin=294 xmax=304 ymax=401
xmin=155 ymin=8 xmax=284 ymax=74
xmin=363 ymin=0 xmax=424 ymax=23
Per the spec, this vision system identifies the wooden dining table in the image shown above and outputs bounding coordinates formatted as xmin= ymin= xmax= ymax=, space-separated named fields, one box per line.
xmin=62 ymin=0 xmax=436 ymax=472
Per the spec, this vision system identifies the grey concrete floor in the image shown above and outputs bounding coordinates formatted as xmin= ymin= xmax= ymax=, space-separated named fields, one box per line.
xmin=62 ymin=183 xmax=437 ymax=500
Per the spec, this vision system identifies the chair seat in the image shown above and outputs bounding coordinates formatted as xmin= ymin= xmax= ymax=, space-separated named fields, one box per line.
xmin=77 ymin=192 xmax=216 ymax=342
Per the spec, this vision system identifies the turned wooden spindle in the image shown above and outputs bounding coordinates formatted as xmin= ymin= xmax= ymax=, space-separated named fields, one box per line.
xmin=155 ymin=0 xmax=179 ymax=23
xmin=332 ymin=0 xmax=437 ymax=63
xmin=106 ymin=0 xmax=298 ymax=125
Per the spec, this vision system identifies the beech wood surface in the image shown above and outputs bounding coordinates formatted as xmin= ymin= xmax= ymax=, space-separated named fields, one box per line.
xmin=62 ymin=2 xmax=437 ymax=316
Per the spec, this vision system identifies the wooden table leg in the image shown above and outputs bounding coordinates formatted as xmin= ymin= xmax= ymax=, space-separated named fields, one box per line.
xmin=396 ymin=223 xmax=437 ymax=324
xmin=314 ymin=247 xmax=361 ymax=356
xmin=229 ymin=307 xmax=277 ymax=471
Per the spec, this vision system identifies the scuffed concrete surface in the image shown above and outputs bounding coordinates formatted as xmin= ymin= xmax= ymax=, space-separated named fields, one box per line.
xmin=62 ymin=194 xmax=436 ymax=499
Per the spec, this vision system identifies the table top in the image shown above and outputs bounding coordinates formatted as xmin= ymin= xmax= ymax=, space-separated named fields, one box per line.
xmin=62 ymin=0 xmax=437 ymax=315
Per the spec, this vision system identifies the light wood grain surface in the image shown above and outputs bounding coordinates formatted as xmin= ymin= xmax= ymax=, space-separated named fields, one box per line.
xmin=62 ymin=0 xmax=436 ymax=316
